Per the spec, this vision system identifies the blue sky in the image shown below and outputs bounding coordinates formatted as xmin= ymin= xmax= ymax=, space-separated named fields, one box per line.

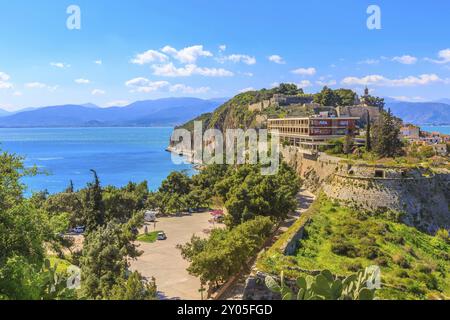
xmin=1 ymin=0 xmax=450 ymax=111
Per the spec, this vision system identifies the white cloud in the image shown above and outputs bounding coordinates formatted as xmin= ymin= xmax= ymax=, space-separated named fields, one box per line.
xmin=131 ymin=50 xmax=169 ymax=65
xmin=391 ymin=96 xmax=425 ymax=102
xmin=152 ymin=63 xmax=195 ymax=77
xmin=152 ymin=63 xmax=233 ymax=77
xmin=13 ymin=91 xmax=22 ymax=96
xmin=0 ymin=72 xmax=13 ymax=89
xmin=296 ymin=80 xmax=312 ymax=88
xmin=316 ymin=79 xmax=337 ymax=86
xmin=25 ymin=82 xmax=58 ymax=91
xmin=291 ymin=67 xmax=316 ymax=76
xmin=219 ymin=45 xmax=227 ymax=52
xmin=358 ymin=59 xmax=379 ymax=65
xmin=425 ymin=49 xmax=450 ymax=64
xmin=106 ymin=100 xmax=130 ymax=107
xmin=219 ymin=54 xmax=256 ymax=65
xmin=94 ymin=60 xmax=103 ymax=65
xmin=50 ymin=62 xmax=70 ymax=68
xmin=341 ymin=73 xmax=442 ymax=87
xmin=75 ymin=78 xmax=90 ymax=84
xmin=161 ymin=45 xmax=213 ymax=63
xmin=392 ymin=55 xmax=417 ymax=65
xmin=239 ymin=87 xmax=256 ymax=93
xmin=25 ymin=82 xmax=47 ymax=89
xmin=91 ymin=89 xmax=105 ymax=96
xmin=125 ymin=77 xmax=210 ymax=94
xmin=268 ymin=55 xmax=285 ymax=64
xmin=169 ymin=84 xmax=210 ymax=94
xmin=125 ymin=77 xmax=170 ymax=93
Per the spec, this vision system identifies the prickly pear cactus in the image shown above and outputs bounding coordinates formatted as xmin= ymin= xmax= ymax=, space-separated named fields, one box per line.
xmin=265 ymin=266 xmax=379 ymax=300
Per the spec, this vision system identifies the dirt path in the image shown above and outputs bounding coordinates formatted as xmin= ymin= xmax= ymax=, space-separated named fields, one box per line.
xmin=219 ymin=188 xmax=316 ymax=300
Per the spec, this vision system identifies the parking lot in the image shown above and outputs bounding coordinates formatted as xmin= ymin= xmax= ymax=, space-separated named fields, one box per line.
xmin=129 ymin=212 xmax=222 ymax=300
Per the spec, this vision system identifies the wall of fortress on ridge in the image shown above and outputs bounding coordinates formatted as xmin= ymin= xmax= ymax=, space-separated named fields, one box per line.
xmin=280 ymin=146 xmax=450 ymax=233
xmin=336 ymin=105 xmax=382 ymax=123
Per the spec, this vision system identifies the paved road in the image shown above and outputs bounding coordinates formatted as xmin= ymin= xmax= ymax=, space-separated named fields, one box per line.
xmin=130 ymin=212 xmax=222 ymax=300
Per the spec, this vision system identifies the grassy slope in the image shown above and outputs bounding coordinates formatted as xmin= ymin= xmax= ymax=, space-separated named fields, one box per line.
xmin=258 ymin=195 xmax=450 ymax=300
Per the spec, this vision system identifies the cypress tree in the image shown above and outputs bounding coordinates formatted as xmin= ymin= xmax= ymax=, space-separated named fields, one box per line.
xmin=84 ymin=169 xmax=106 ymax=232
xmin=366 ymin=111 xmax=372 ymax=152
xmin=65 ymin=180 xmax=74 ymax=193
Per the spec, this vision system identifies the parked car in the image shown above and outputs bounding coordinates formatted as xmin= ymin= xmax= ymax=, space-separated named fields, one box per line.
xmin=157 ymin=232 xmax=167 ymax=241
xmin=72 ymin=226 xmax=85 ymax=234
xmin=144 ymin=210 xmax=158 ymax=222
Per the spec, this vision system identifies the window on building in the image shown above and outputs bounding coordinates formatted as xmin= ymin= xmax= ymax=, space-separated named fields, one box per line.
xmin=374 ymin=170 xmax=385 ymax=178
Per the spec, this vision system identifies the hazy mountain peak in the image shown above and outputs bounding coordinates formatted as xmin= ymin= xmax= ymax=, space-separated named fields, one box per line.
xmin=81 ymin=103 xmax=100 ymax=109
xmin=0 ymin=108 xmax=11 ymax=117
xmin=0 ymin=97 xmax=223 ymax=127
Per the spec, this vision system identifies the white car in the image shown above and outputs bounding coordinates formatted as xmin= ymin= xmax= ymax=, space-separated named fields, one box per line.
xmin=157 ymin=232 xmax=167 ymax=241
xmin=144 ymin=210 xmax=158 ymax=222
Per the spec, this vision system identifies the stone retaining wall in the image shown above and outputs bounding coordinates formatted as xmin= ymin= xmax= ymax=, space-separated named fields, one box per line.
xmin=281 ymin=146 xmax=450 ymax=233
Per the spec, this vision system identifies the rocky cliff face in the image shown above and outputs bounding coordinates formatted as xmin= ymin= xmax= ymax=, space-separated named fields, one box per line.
xmin=281 ymin=147 xmax=450 ymax=233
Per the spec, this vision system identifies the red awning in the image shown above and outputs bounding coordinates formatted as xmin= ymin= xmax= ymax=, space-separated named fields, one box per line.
xmin=210 ymin=210 xmax=224 ymax=216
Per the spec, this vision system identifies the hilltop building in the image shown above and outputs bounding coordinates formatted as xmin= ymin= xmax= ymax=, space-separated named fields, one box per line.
xmin=268 ymin=115 xmax=359 ymax=152
xmin=400 ymin=124 xmax=421 ymax=141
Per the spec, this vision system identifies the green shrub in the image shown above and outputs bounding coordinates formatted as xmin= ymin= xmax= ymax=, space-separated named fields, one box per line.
xmin=331 ymin=239 xmax=359 ymax=258
xmin=393 ymin=254 xmax=411 ymax=269
xmin=435 ymin=229 xmax=450 ymax=244
xmin=374 ymin=256 xmax=389 ymax=267
xmin=363 ymin=246 xmax=383 ymax=260
xmin=346 ymin=262 xmax=363 ymax=272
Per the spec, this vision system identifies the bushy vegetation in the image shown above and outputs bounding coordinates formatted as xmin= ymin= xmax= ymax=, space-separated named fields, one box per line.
xmin=216 ymin=163 xmax=300 ymax=227
xmin=178 ymin=83 xmax=311 ymax=133
xmin=314 ymin=87 xmax=358 ymax=107
xmin=148 ymin=163 xmax=300 ymax=228
xmin=258 ymin=195 xmax=450 ymax=300
xmin=1 ymin=145 xmax=300 ymax=300
xmin=171 ymin=163 xmax=300 ymax=291
xmin=0 ymin=150 xmax=156 ymax=300
xmin=0 ymin=151 xmax=77 ymax=300
xmin=372 ymin=109 xmax=405 ymax=158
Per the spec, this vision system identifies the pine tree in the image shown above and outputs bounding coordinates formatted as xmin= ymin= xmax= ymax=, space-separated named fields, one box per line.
xmin=373 ymin=109 xmax=403 ymax=158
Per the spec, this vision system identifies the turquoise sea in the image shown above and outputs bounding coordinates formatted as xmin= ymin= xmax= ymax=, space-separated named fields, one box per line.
xmin=0 ymin=127 xmax=194 ymax=195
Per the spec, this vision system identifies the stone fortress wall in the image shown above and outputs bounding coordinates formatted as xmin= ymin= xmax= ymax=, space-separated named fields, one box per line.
xmin=281 ymin=146 xmax=450 ymax=233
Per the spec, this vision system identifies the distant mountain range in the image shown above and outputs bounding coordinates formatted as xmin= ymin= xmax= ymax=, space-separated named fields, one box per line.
xmin=386 ymin=101 xmax=450 ymax=125
xmin=0 ymin=98 xmax=227 ymax=128
xmin=1 ymin=96 xmax=448 ymax=127
xmin=0 ymin=108 xmax=10 ymax=117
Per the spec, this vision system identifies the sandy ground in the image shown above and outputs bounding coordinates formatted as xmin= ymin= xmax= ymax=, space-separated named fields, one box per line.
xmin=129 ymin=212 xmax=223 ymax=300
